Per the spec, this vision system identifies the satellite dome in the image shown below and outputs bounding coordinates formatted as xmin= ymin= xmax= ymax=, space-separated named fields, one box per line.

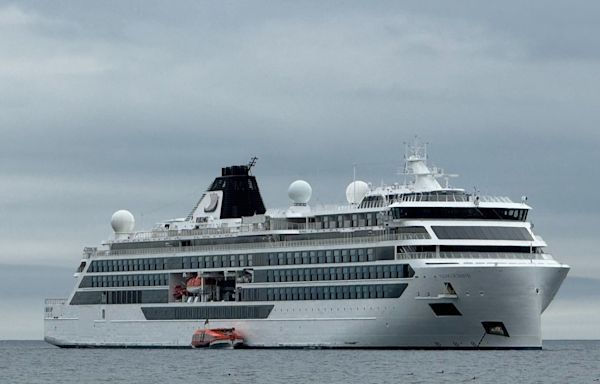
xmin=288 ymin=180 xmax=312 ymax=205
xmin=345 ymin=180 xmax=369 ymax=204
xmin=111 ymin=210 xmax=135 ymax=233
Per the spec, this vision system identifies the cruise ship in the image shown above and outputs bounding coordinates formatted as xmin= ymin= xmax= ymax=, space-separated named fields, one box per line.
xmin=44 ymin=143 xmax=569 ymax=349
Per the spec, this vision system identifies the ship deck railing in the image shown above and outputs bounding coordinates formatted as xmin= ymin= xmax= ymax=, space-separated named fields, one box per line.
xmin=390 ymin=194 xmax=513 ymax=203
xmin=129 ymin=221 xmax=391 ymax=241
xmin=44 ymin=298 xmax=67 ymax=305
xmin=397 ymin=251 xmax=547 ymax=260
xmin=91 ymin=232 xmax=430 ymax=258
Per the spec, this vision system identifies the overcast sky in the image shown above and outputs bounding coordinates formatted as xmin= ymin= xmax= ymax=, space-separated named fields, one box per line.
xmin=1 ymin=1 xmax=599 ymax=340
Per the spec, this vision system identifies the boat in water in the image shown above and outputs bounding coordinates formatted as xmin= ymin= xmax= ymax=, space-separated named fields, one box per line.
xmin=191 ymin=328 xmax=244 ymax=349
xmin=44 ymin=142 xmax=569 ymax=349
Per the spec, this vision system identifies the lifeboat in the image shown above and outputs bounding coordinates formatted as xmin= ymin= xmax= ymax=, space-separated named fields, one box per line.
xmin=173 ymin=284 xmax=186 ymax=300
xmin=191 ymin=328 xmax=244 ymax=349
xmin=186 ymin=276 xmax=203 ymax=294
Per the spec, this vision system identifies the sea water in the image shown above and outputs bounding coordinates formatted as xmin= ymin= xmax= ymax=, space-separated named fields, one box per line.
xmin=0 ymin=340 xmax=598 ymax=383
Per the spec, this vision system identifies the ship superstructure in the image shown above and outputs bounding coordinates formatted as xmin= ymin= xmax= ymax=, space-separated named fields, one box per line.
xmin=44 ymin=143 xmax=569 ymax=349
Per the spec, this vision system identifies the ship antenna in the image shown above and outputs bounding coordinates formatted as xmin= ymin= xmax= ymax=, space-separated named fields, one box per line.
xmin=247 ymin=156 xmax=258 ymax=174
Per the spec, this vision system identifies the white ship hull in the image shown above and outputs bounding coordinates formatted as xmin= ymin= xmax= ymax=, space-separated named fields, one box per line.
xmin=45 ymin=260 xmax=568 ymax=349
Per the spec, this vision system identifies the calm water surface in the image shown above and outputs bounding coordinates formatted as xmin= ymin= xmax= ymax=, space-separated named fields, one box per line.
xmin=1 ymin=340 xmax=598 ymax=384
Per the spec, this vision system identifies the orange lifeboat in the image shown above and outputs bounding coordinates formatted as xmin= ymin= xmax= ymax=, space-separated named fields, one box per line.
xmin=191 ymin=328 xmax=244 ymax=349
xmin=186 ymin=276 xmax=203 ymax=294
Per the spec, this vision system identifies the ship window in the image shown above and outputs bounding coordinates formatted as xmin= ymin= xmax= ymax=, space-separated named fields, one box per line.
xmin=317 ymin=251 xmax=325 ymax=263
xmin=368 ymin=266 xmax=375 ymax=279
xmin=341 ymin=249 xmax=349 ymax=263
xmin=309 ymin=251 xmax=317 ymax=264
xmin=342 ymin=285 xmax=349 ymax=299
xmin=343 ymin=216 xmax=351 ymax=228
xmin=383 ymin=266 xmax=391 ymax=278
xmin=368 ymin=285 xmax=375 ymax=298
xmin=294 ymin=252 xmax=301 ymax=265
xmin=316 ymin=268 xmax=323 ymax=281
xmin=334 ymin=286 xmax=342 ymax=300
xmin=432 ymin=226 xmax=532 ymax=241
xmin=356 ymin=248 xmax=365 ymax=262
xmin=367 ymin=248 xmax=375 ymax=261
xmin=301 ymin=252 xmax=309 ymax=264
xmin=309 ymin=287 xmax=316 ymax=300
xmin=334 ymin=250 xmax=341 ymax=263
xmin=349 ymin=249 xmax=357 ymax=262
xmin=326 ymin=251 xmax=333 ymax=264
xmin=299 ymin=287 xmax=306 ymax=299
xmin=355 ymin=287 xmax=362 ymax=299
xmin=316 ymin=287 xmax=323 ymax=300
xmin=349 ymin=267 xmax=357 ymax=280
xmin=334 ymin=268 xmax=342 ymax=280
xmin=349 ymin=286 xmax=357 ymax=299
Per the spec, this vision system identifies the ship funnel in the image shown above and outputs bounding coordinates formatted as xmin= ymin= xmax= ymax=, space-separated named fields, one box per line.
xmin=188 ymin=163 xmax=266 ymax=220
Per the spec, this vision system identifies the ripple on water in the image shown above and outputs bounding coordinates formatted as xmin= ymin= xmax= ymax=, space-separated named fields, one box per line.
xmin=0 ymin=340 xmax=599 ymax=384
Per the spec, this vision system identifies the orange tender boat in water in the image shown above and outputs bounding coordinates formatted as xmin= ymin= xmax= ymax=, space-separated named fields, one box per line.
xmin=191 ymin=328 xmax=244 ymax=349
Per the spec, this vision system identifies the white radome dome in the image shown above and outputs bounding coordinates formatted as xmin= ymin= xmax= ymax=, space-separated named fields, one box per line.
xmin=288 ymin=180 xmax=312 ymax=205
xmin=345 ymin=180 xmax=369 ymax=204
xmin=111 ymin=210 xmax=135 ymax=233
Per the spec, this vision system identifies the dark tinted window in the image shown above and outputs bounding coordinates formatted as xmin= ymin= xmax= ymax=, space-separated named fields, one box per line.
xmin=432 ymin=226 xmax=532 ymax=241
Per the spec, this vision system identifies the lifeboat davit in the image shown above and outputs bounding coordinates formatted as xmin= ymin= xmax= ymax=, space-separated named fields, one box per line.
xmin=191 ymin=328 xmax=244 ymax=349
xmin=186 ymin=276 xmax=203 ymax=294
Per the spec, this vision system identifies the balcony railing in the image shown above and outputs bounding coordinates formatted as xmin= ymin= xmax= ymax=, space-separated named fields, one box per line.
xmin=396 ymin=252 xmax=546 ymax=260
xmin=93 ymin=232 xmax=430 ymax=258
